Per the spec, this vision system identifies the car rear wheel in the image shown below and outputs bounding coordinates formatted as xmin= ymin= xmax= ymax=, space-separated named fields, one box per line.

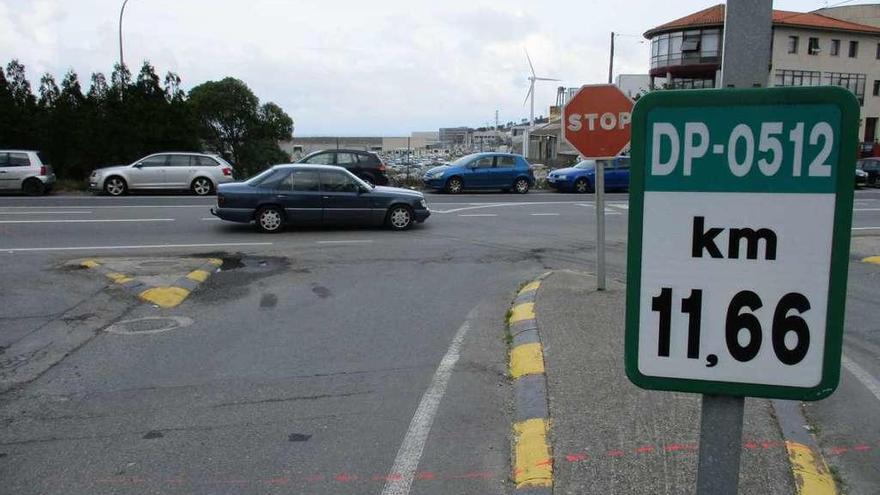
xmin=256 ymin=206 xmax=284 ymax=233
xmin=104 ymin=176 xmax=127 ymax=196
xmin=574 ymin=178 xmax=592 ymax=194
xmin=22 ymin=178 xmax=45 ymax=196
xmin=191 ymin=177 xmax=214 ymax=196
xmin=513 ymin=178 xmax=530 ymax=194
xmin=386 ymin=205 xmax=413 ymax=231
xmin=445 ymin=177 xmax=463 ymax=194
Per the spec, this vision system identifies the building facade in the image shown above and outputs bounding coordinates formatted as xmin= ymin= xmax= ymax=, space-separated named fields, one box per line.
xmin=644 ymin=3 xmax=880 ymax=145
xmin=439 ymin=127 xmax=473 ymax=147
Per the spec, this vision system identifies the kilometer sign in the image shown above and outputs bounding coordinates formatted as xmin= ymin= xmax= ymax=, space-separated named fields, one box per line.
xmin=625 ymin=87 xmax=859 ymax=400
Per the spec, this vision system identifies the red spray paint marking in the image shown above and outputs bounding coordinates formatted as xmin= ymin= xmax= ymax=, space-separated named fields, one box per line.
xmin=607 ymin=449 xmax=625 ymax=457
xmin=305 ymin=474 xmax=325 ymax=483
xmin=665 ymin=443 xmax=690 ymax=453
xmin=415 ymin=471 xmax=436 ymax=480
xmin=744 ymin=441 xmax=759 ymax=449
xmin=635 ymin=446 xmax=655 ymax=454
xmin=566 ymin=453 xmax=589 ymax=462
xmin=853 ymin=444 xmax=871 ymax=452
xmin=265 ymin=476 xmax=290 ymax=486
xmin=334 ymin=473 xmax=358 ymax=482
xmin=535 ymin=458 xmax=553 ymax=467
xmin=829 ymin=447 xmax=849 ymax=455
xmin=762 ymin=441 xmax=779 ymax=450
xmin=373 ymin=473 xmax=403 ymax=482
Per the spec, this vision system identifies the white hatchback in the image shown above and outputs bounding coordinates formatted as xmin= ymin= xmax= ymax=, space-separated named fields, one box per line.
xmin=0 ymin=150 xmax=56 ymax=195
xmin=89 ymin=152 xmax=235 ymax=196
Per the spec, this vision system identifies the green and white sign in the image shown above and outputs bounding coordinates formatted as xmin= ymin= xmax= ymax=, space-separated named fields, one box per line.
xmin=625 ymin=87 xmax=859 ymax=400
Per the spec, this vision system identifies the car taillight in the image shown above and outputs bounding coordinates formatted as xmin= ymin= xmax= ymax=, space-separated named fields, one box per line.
xmin=222 ymin=168 xmax=232 ymax=176
xmin=40 ymin=166 xmax=47 ymax=175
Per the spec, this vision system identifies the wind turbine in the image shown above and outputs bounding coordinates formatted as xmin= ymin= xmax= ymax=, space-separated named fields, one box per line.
xmin=522 ymin=50 xmax=559 ymax=158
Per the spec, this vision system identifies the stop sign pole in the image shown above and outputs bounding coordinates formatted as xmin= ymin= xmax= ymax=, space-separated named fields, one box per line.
xmin=562 ymin=84 xmax=634 ymax=290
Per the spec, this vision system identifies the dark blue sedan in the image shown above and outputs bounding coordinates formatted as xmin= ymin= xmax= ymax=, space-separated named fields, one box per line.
xmin=546 ymin=156 xmax=630 ymax=193
xmin=211 ymin=164 xmax=430 ymax=232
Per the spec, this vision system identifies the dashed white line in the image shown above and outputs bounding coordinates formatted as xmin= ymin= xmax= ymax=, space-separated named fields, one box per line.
xmin=0 ymin=211 xmax=93 ymax=215
xmin=380 ymin=318 xmax=470 ymax=495
xmin=315 ymin=240 xmax=374 ymax=244
xmin=0 ymin=218 xmax=174 ymax=224
xmin=201 ymin=217 xmax=222 ymax=221
xmin=852 ymin=227 xmax=880 ymax=230
xmin=0 ymin=242 xmax=273 ymax=253
xmin=854 ymin=208 xmax=880 ymax=211
xmin=458 ymin=213 xmax=498 ymax=217
xmin=531 ymin=213 xmax=559 ymax=216
xmin=842 ymin=356 xmax=880 ymax=402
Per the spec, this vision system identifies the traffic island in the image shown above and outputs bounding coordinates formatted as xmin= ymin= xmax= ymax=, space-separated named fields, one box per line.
xmin=517 ymin=269 xmax=830 ymax=494
xmin=76 ymin=257 xmax=222 ymax=308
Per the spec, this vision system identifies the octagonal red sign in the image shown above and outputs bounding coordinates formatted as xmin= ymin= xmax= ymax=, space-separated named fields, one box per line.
xmin=563 ymin=84 xmax=634 ymax=158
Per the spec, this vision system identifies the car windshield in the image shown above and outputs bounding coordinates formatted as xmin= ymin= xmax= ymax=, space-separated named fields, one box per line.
xmin=245 ymin=167 xmax=281 ymax=186
xmin=449 ymin=154 xmax=479 ymax=167
xmin=574 ymin=160 xmax=596 ymax=170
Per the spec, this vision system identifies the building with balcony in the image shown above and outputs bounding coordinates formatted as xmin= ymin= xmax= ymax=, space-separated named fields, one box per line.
xmin=644 ymin=4 xmax=880 ymax=145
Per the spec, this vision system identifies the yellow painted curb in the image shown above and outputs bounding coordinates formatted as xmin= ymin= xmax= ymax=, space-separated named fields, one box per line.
xmin=208 ymin=258 xmax=223 ymax=266
xmin=785 ymin=441 xmax=837 ymax=495
xmin=509 ymin=302 xmax=536 ymax=324
xmin=186 ymin=269 xmax=211 ymax=283
xmin=105 ymin=272 xmax=133 ymax=284
xmin=519 ymin=280 xmax=541 ymax=295
xmin=862 ymin=256 xmax=880 ymax=265
xmin=139 ymin=287 xmax=191 ymax=309
xmin=510 ymin=343 xmax=545 ymax=378
xmin=81 ymin=260 xmax=100 ymax=268
xmin=513 ymin=418 xmax=552 ymax=488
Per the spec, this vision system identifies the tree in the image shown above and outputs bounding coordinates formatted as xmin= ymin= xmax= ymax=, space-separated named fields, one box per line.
xmin=5 ymin=60 xmax=38 ymax=148
xmin=188 ymin=77 xmax=293 ymax=176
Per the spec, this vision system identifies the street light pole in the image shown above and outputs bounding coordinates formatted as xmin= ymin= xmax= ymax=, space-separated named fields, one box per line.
xmin=118 ymin=0 xmax=131 ymax=68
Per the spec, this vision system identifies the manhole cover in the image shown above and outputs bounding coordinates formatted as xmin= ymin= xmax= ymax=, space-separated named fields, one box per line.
xmin=105 ymin=316 xmax=194 ymax=335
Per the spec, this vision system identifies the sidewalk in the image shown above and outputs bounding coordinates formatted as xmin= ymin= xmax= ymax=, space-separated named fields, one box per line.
xmin=535 ymin=270 xmax=796 ymax=494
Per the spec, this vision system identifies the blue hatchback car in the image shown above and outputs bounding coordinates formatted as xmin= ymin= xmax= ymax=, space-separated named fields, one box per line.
xmin=546 ymin=156 xmax=630 ymax=193
xmin=422 ymin=153 xmax=535 ymax=194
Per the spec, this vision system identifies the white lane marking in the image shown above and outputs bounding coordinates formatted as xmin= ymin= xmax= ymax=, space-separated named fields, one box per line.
xmin=854 ymin=208 xmax=880 ymax=211
xmin=380 ymin=319 xmax=470 ymax=495
xmin=315 ymin=240 xmax=374 ymax=244
xmin=201 ymin=217 xmax=222 ymax=221
xmin=0 ymin=205 xmax=207 ymax=210
xmin=573 ymin=203 xmax=621 ymax=214
xmin=1 ymin=242 xmax=273 ymax=253
xmin=0 ymin=218 xmax=174 ymax=224
xmin=0 ymin=211 xmax=93 ymax=215
xmin=531 ymin=213 xmax=559 ymax=216
xmin=608 ymin=203 xmax=629 ymax=210
xmin=842 ymin=355 xmax=880 ymax=402
xmin=852 ymin=227 xmax=880 ymax=230
xmin=458 ymin=213 xmax=498 ymax=217
xmin=432 ymin=201 xmax=597 ymax=214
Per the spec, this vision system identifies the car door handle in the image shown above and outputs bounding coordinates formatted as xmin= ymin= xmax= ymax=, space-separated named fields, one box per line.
xmin=322 ymin=196 xmax=330 ymax=199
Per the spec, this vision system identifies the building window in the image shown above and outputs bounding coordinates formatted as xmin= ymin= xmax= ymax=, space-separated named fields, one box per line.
xmin=826 ymin=72 xmax=866 ymax=104
xmin=830 ymin=39 xmax=840 ymax=56
xmin=668 ymin=77 xmax=715 ymax=89
xmin=876 ymin=42 xmax=880 ymax=59
xmin=787 ymin=36 xmax=799 ymax=54
xmin=681 ymin=31 xmax=701 ymax=51
xmin=774 ymin=69 xmax=822 ymax=87
xmin=808 ymin=37 xmax=820 ymax=55
xmin=874 ymin=80 xmax=880 ymax=97
xmin=849 ymin=41 xmax=859 ymax=58
xmin=650 ymin=28 xmax=721 ymax=69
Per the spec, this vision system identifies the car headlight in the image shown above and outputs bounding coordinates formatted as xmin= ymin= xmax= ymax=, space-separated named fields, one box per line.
xmin=557 ymin=175 xmax=567 ymax=180
xmin=857 ymin=170 xmax=867 ymax=177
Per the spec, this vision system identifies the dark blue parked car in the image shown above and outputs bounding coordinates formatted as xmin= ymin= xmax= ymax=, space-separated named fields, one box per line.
xmin=422 ymin=153 xmax=535 ymax=194
xmin=211 ymin=164 xmax=430 ymax=232
xmin=546 ymin=157 xmax=630 ymax=193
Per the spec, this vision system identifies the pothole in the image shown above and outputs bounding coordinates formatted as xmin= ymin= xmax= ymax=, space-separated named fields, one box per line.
xmin=105 ymin=316 xmax=194 ymax=335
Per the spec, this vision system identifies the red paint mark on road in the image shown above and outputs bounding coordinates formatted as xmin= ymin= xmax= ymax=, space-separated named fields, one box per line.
xmin=535 ymin=458 xmax=552 ymax=467
xmin=415 ymin=471 xmax=436 ymax=480
xmin=305 ymin=474 xmax=325 ymax=483
xmin=853 ymin=444 xmax=871 ymax=452
xmin=635 ymin=446 xmax=655 ymax=454
xmin=265 ymin=476 xmax=290 ymax=486
xmin=744 ymin=441 xmax=759 ymax=449
xmin=334 ymin=473 xmax=358 ymax=482
xmin=665 ymin=443 xmax=690 ymax=452
xmin=513 ymin=467 xmax=525 ymax=476
xmin=762 ymin=441 xmax=778 ymax=449
xmin=829 ymin=447 xmax=848 ymax=455
xmin=684 ymin=443 xmax=698 ymax=451
xmin=565 ymin=453 xmax=589 ymax=462
xmin=607 ymin=449 xmax=625 ymax=457
xmin=372 ymin=473 xmax=403 ymax=482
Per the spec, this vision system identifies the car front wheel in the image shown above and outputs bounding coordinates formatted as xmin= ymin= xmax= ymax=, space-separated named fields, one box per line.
xmin=387 ymin=205 xmax=413 ymax=231
xmin=445 ymin=177 xmax=463 ymax=194
xmin=513 ymin=178 xmax=530 ymax=194
xmin=574 ymin=178 xmax=592 ymax=194
xmin=256 ymin=206 xmax=284 ymax=233
xmin=104 ymin=176 xmax=127 ymax=196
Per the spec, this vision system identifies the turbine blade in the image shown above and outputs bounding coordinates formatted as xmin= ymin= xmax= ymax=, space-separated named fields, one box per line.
xmin=523 ymin=84 xmax=533 ymax=106
xmin=525 ymin=49 xmax=535 ymax=76
xmin=534 ymin=77 xmax=561 ymax=81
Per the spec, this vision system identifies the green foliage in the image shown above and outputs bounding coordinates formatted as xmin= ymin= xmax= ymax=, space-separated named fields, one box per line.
xmin=0 ymin=60 xmax=293 ymax=181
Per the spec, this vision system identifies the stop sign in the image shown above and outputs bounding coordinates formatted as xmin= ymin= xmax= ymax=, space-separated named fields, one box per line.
xmin=563 ymin=84 xmax=634 ymax=157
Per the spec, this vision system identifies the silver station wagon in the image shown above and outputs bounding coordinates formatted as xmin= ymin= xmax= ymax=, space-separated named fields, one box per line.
xmin=89 ymin=152 xmax=235 ymax=196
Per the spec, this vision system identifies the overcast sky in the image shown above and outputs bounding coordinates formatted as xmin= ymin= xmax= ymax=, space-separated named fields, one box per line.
xmin=0 ymin=0 xmax=862 ymax=135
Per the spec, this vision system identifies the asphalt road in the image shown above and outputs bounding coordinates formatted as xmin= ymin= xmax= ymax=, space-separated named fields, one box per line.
xmin=1 ymin=188 xmax=879 ymax=494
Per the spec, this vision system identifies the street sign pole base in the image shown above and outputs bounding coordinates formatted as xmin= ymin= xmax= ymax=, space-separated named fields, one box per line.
xmin=696 ymin=394 xmax=745 ymax=495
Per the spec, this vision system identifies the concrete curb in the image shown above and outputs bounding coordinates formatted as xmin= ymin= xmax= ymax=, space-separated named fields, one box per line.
xmin=772 ymin=400 xmax=839 ymax=495
xmin=507 ymin=273 xmax=553 ymax=493
xmin=80 ymin=258 xmax=222 ymax=309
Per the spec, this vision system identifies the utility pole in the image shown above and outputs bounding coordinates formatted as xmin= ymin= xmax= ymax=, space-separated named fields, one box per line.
xmin=118 ymin=0 xmax=131 ymax=68
xmin=695 ymin=2 xmax=772 ymax=494
xmin=608 ymin=31 xmax=615 ymax=84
